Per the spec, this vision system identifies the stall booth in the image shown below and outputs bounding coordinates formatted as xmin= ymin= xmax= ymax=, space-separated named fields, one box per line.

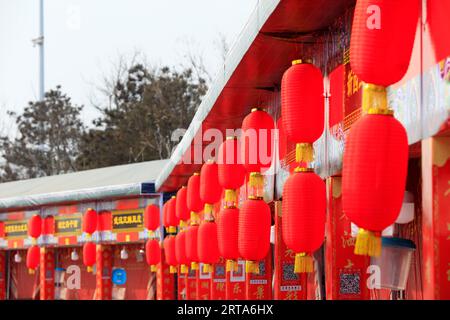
xmin=0 ymin=160 xmax=173 ymax=300
xmin=154 ymin=0 xmax=450 ymax=300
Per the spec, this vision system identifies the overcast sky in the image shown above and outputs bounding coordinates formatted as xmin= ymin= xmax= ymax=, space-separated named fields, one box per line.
xmin=0 ymin=0 xmax=258 ymax=129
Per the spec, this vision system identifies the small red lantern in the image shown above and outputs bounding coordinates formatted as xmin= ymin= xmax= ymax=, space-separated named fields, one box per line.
xmin=282 ymin=169 xmax=326 ymax=273
xmin=350 ymin=0 xmax=419 ymax=87
xmin=144 ymin=204 xmax=160 ymax=232
xmin=162 ymin=201 xmax=169 ymax=229
xmin=175 ymin=232 xmax=189 ymax=273
xmin=26 ymin=245 xmax=40 ymax=274
xmin=82 ymin=208 xmax=98 ymax=236
xmin=342 ymin=113 xmax=408 ymax=257
xmin=176 ymin=186 xmax=190 ymax=225
xmin=83 ymin=242 xmax=96 ymax=272
xmin=198 ymin=221 xmax=219 ymax=273
xmin=281 ymin=61 xmax=324 ymax=162
xmin=185 ymin=225 xmax=199 ymax=270
xmin=42 ymin=216 xmax=54 ymax=236
xmin=145 ymin=239 xmax=161 ymax=272
xmin=241 ymin=108 xmax=275 ymax=173
xmin=164 ymin=235 xmax=177 ymax=273
xmin=217 ymin=207 xmax=239 ymax=271
xmin=200 ymin=161 xmax=222 ymax=207
xmin=217 ymin=137 xmax=246 ymax=205
xmin=28 ymin=214 xmax=42 ymax=241
xmin=187 ymin=173 xmax=204 ymax=220
xmin=166 ymin=196 xmax=179 ymax=233
xmin=238 ymin=199 xmax=271 ymax=273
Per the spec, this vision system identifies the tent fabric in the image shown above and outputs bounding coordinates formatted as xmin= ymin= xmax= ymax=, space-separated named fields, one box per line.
xmin=0 ymin=159 xmax=168 ymax=212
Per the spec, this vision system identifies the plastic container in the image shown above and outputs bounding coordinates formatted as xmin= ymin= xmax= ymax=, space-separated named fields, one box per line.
xmin=371 ymin=237 xmax=416 ymax=290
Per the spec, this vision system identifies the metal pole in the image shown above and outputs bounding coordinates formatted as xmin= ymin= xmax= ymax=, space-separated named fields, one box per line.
xmin=39 ymin=0 xmax=45 ymax=100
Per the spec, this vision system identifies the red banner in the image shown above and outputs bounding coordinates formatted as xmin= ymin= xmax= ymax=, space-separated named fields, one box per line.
xmin=95 ymin=245 xmax=112 ymax=300
xmin=185 ymin=268 xmax=197 ymax=300
xmin=156 ymin=249 xmax=175 ymax=300
xmin=210 ymin=258 xmax=226 ymax=300
xmin=226 ymin=259 xmax=246 ymax=299
xmin=39 ymin=248 xmax=55 ymax=300
xmin=197 ymin=264 xmax=211 ymax=300
xmin=178 ymin=269 xmax=186 ymax=300
xmin=245 ymin=253 xmax=272 ymax=300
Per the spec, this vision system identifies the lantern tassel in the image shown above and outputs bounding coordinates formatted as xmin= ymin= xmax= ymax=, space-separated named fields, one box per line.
xmin=294 ymin=253 xmax=314 ymax=273
xmin=169 ymin=265 xmax=178 ymax=274
xmin=245 ymin=260 xmax=260 ymax=274
xmin=180 ymin=264 xmax=188 ymax=274
xmin=204 ymin=204 xmax=214 ymax=221
xmin=354 ymin=229 xmax=382 ymax=257
xmin=190 ymin=212 xmax=199 ymax=225
xmin=150 ymin=265 xmax=157 ymax=272
xmin=191 ymin=262 xmax=199 ymax=270
xmin=202 ymin=263 xmax=213 ymax=273
xmin=226 ymin=259 xmax=238 ymax=272
xmin=28 ymin=269 xmax=35 ymax=275
xmin=295 ymin=143 xmax=314 ymax=163
xmin=168 ymin=226 xmax=177 ymax=234
xmin=224 ymin=189 xmax=237 ymax=204
xmin=87 ymin=266 xmax=93 ymax=273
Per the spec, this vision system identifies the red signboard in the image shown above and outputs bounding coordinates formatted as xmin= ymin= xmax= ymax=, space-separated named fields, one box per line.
xmin=156 ymin=249 xmax=175 ymax=300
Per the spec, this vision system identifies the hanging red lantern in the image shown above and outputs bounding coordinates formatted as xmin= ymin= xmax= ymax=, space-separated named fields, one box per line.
xmin=217 ymin=207 xmax=239 ymax=271
xmin=26 ymin=245 xmax=40 ymax=274
xmin=144 ymin=204 xmax=160 ymax=233
xmin=350 ymin=0 xmax=419 ymax=87
xmin=238 ymin=198 xmax=271 ymax=273
xmin=281 ymin=60 xmax=324 ymax=163
xmin=166 ymin=196 xmax=179 ymax=233
xmin=241 ymin=108 xmax=275 ymax=173
xmin=282 ymin=169 xmax=326 ymax=273
xmin=82 ymin=208 xmax=98 ymax=236
xmin=185 ymin=225 xmax=199 ymax=270
xmin=187 ymin=173 xmax=204 ymax=223
xmin=162 ymin=201 xmax=169 ymax=230
xmin=198 ymin=221 xmax=219 ymax=273
xmin=342 ymin=113 xmax=408 ymax=256
xmin=175 ymin=232 xmax=189 ymax=273
xmin=200 ymin=161 xmax=222 ymax=206
xmin=176 ymin=186 xmax=190 ymax=226
xmin=83 ymin=242 xmax=96 ymax=272
xmin=217 ymin=137 xmax=246 ymax=205
xmin=145 ymin=239 xmax=161 ymax=272
xmin=164 ymin=235 xmax=177 ymax=273
xmin=28 ymin=214 xmax=42 ymax=241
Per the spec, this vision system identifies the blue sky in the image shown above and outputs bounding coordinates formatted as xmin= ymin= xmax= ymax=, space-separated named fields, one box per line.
xmin=0 ymin=0 xmax=257 ymax=129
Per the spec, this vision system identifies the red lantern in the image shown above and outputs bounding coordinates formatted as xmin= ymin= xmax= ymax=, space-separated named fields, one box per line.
xmin=175 ymin=232 xmax=189 ymax=273
xmin=162 ymin=201 xmax=169 ymax=228
xmin=144 ymin=204 xmax=160 ymax=232
xmin=198 ymin=221 xmax=219 ymax=273
xmin=145 ymin=239 xmax=161 ymax=272
xmin=241 ymin=108 xmax=275 ymax=173
xmin=42 ymin=216 xmax=54 ymax=236
xmin=185 ymin=225 xmax=199 ymax=270
xmin=350 ymin=0 xmax=419 ymax=86
xmin=26 ymin=245 xmax=40 ymax=273
xmin=282 ymin=169 xmax=326 ymax=273
xmin=238 ymin=199 xmax=271 ymax=273
xmin=342 ymin=113 xmax=408 ymax=256
xmin=217 ymin=137 xmax=246 ymax=204
xmin=176 ymin=186 xmax=190 ymax=224
xmin=200 ymin=161 xmax=222 ymax=205
xmin=82 ymin=208 xmax=98 ymax=236
xmin=83 ymin=242 xmax=96 ymax=272
xmin=217 ymin=207 xmax=239 ymax=271
xmin=164 ymin=235 xmax=177 ymax=273
xmin=28 ymin=214 xmax=42 ymax=240
xmin=187 ymin=173 xmax=204 ymax=214
xmin=166 ymin=197 xmax=179 ymax=233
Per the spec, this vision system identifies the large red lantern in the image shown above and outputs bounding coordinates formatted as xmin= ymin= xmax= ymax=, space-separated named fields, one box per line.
xmin=342 ymin=113 xmax=408 ymax=256
xmin=145 ymin=239 xmax=161 ymax=272
xmin=238 ymin=199 xmax=271 ymax=273
xmin=176 ymin=186 xmax=190 ymax=225
xmin=217 ymin=137 xmax=246 ymax=205
xmin=198 ymin=221 xmax=219 ymax=273
xmin=166 ymin=196 xmax=179 ymax=233
xmin=162 ymin=202 xmax=169 ymax=230
xmin=83 ymin=242 xmax=96 ymax=272
xmin=241 ymin=108 xmax=275 ymax=173
xmin=187 ymin=173 xmax=204 ymax=223
xmin=350 ymin=0 xmax=419 ymax=87
xmin=200 ymin=161 xmax=222 ymax=211
xmin=144 ymin=204 xmax=160 ymax=233
xmin=185 ymin=225 xmax=199 ymax=270
xmin=217 ymin=207 xmax=239 ymax=271
xmin=82 ymin=208 xmax=98 ymax=236
xmin=175 ymin=232 xmax=189 ymax=273
xmin=281 ymin=60 xmax=324 ymax=163
xmin=164 ymin=235 xmax=177 ymax=273
xmin=28 ymin=214 xmax=42 ymax=241
xmin=26 ymin=245 xmax=40 ymax=274
xmin=282 ymin=169 xmax=326 ymax=273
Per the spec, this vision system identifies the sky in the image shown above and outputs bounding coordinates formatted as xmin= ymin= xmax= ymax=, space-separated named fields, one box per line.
xmin=0 ymin=0 xmax=258 ymax=131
